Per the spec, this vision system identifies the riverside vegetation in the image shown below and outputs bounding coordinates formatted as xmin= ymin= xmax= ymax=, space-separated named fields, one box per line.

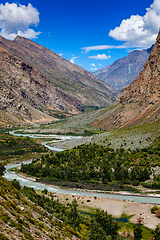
xmin=20 ymin=138 xmax=160 ymax=192
xmin=0 ymin=172 xmax=159 ymax=240
xmin=0 ymin=129 xmax=160 ymax=239
xmin=1 ymin=124 xmax=160 ymax=239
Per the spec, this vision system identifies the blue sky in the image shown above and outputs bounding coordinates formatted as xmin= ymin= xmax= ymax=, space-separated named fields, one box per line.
xmin=0 ymin=0 xmax=159 ymax=71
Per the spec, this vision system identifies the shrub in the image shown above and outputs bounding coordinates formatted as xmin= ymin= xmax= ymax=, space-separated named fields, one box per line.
xmin=151 ymin=205 xmax=159 ymax=213
xmin=132 ymin=180 xmax=140 ymax=186
xmin=9 ymin=219 xmax=16 ymax=227
xmin=1 ymin=213 xmax=10 ymax=223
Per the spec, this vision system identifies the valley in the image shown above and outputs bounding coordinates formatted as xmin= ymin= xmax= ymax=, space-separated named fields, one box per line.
xmin=0 ymin=24 xmax=160 ymax=240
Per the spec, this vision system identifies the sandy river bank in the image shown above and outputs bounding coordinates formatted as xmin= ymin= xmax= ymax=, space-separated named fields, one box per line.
xmin=51 ymin=191 xmax=160 ymax=229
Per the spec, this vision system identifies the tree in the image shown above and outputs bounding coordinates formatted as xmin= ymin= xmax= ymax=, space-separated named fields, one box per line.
xmin=0 ymin=164 xmax=5 ymax=176
xmin=67 ymin=199 xmax=80 ymax=228
xmin=153 ymin=225 xmax=160 ymax=240
xmin=11 ymin=179 xmax=21 ymax=190
xmin=94 ymin=209 xmax=119 ymax=239
xmin=133 ymin=218 xmax=142 ymax=240
xmin=42 ymin=189 xmax=48 ymax=195
xmin=89 ymin=216 xmax=106 ymax=240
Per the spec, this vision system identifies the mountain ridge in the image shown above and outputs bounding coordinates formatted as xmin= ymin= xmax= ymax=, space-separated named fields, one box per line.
xmin=92 ymin=47 xmax=153 ymax=91
xmin=0 ymin=35 xmax=118 ymax=126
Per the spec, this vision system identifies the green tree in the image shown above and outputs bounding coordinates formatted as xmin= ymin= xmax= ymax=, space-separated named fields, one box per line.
xmin=42 ymin=189 xmax=48 ymax=195
xmin=89 ymin=216 xmax=106 ymax=240
xmin=0 ymin=164 xmax=5 ymax=176
xmin=11 ymin=179 xmax=21 ymax=190
xmin=67 ymin=199 xmax=80 ymax=228
xmin=153 ymin=225 xmax=160 ymax=240
xmin=133 ymin=218 xmax=142 ymax=240
xmin=95 ymin=209 xmax=119 ymax=239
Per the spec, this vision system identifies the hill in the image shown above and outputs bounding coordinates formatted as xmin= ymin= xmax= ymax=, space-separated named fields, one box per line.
xmin=92 ymin=46 xmax=153 ymax=92
xmin=0 ymin=36 xmax=118 ymax=126
xmin=0 ymin=175 xmax=82 ymax=239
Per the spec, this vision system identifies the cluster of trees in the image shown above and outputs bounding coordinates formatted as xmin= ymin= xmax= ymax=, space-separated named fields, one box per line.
xmin=20 ymin=143 xmax=152 ymax=186
xmin=22 ymin=185 xmax=120 ymax=239
xmin=20 ymin=184 xmax=160 ymax=240
xmin=1 ymin=172 xmax=160 ymax=239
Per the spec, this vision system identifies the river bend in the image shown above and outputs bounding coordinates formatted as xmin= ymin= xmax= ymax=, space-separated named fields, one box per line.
xmin=4 ymin=130 xmax=160 ymax=204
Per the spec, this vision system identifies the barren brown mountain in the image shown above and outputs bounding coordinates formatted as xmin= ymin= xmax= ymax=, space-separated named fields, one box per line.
xmin=0 ymin=36 xmax=118 ymax=126
xmin=92 ymin=31 xmax=160 ymax=129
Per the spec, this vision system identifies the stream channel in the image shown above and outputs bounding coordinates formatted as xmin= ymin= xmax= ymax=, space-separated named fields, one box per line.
xmin=4 ymin=130 xmax=160 ymax=204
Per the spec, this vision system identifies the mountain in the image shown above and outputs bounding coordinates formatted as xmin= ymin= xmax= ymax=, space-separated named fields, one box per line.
xmin=92 ymin=65 xmax=111 ymax=77
xmin=0 ymin=48 xmax=82 ymax=125
xmin=0 ymin=36 xmax=118 ymax=126
xmin=92 ymin=46 xmax=153 ymax=92
xmin=91 ymin=31 xmax=160 ymax=129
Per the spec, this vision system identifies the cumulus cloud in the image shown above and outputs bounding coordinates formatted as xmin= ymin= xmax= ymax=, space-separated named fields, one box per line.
xmin=70 ymin=56 xmax=78 ymax=64
xmin=109 ymin=0 xmax=160 ymax=48
xmin=88 ymin=54 xmax=111 ymax=60
xmin=0 ymin=2 xmax=41 ymax=40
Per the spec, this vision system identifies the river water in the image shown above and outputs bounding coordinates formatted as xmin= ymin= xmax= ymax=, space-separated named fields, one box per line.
xmin=4 ymin=130 xmax=160 ymax=204
xmin=9 ymin=130 xmax=82 ymax=152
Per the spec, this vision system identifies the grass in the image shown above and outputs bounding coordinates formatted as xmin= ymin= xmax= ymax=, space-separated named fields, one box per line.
xmin=36 ymin=112 xmax=160 ymax=150
xmin=91 ymin=121 xmax=160 ymax=150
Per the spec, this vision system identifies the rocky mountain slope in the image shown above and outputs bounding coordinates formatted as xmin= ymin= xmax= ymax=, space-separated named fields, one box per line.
xmin=91 ymin=31 xmax=160 ymax=129
xmin=0 ymin=47 xmax=84 ymax=125
xmin=92 ymin=47 xmax=152 ymax=91
xmin=0 ymin=176 xmax=81 ymax=240
xmin=0 ymin=35 xmax=118 ymax=126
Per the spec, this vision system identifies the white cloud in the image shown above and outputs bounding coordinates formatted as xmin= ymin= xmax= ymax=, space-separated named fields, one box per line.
xmin=109 ymin=0 xmax=160 ymax=48
xmin=58 ymin=53 xmax=63 ymax=57
xmin=0 ymin=3 xmax=41 ymax=40
xmin=99 ymin=64 xmax=102 ymax=66
xmin=70 ymin=56 xmax=78 ymax=64
xmin=89 ymin=63 xmax=96 ymax=66
xmin=88 ymin=54 xmax=111 ymax=60
xmin=90 ymin=68 xmax=98 ymax=71
xmin=81 ymin=44 xmax=130 ymax=52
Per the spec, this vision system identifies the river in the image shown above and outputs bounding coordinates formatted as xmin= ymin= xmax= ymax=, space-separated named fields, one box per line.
xmin=4 ymin=130 xmax=160 ymax=204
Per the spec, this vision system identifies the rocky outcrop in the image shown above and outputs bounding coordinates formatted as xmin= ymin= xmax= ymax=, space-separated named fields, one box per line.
xmin=92 ymin=31 xmax=160 ymax=129
xmin=0 ymin=48 xmax=82 ymax=124
xmin=92 ymin=47 xmax=152 ymax=91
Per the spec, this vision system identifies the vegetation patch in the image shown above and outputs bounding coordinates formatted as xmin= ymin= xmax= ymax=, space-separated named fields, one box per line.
xmin=19 ymin=140 xmax=160 ymax=192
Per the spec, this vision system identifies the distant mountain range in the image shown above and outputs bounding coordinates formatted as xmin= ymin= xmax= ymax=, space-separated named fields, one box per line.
xmin=92 ymin=46 xmax=153 ymax=92
xmin=0 ymin=36 xmax=118 ymax=126
xmin=92 ymin=31 xmax=160 ymax=129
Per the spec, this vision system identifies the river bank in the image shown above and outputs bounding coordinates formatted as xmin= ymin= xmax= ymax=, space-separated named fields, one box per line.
xmin=49 ymin=191 xmax=160 ymax=230
xmin=5 ymin=162 xmax=160 ymax=229
xmin=10 ymin=167 xmax=160 ymax=198
xmin=6 ymin=130 xmax=160 ymax=229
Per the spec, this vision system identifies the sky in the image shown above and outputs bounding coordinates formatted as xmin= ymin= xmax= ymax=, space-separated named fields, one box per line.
xmin=0 ymin=0 xmax=160 ymax=71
